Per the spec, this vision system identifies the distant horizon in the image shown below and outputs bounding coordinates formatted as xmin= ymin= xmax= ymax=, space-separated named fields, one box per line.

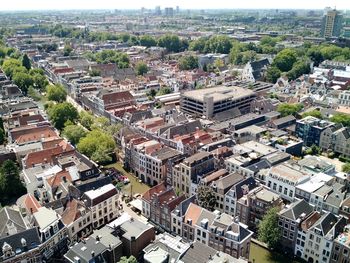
xmin=0 ymin=0 xmax=349 ymax=12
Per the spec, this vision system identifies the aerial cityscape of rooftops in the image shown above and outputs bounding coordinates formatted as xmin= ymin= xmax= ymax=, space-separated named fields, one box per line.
xmin=1 ymin=2 xmax=350 ymax=263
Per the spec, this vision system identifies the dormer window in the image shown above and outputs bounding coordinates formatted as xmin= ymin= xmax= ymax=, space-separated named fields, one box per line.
xmin=53 ymin=224 xmax=59 ymax=233
xmin=2 ymin=242 xmax=14 ymax=259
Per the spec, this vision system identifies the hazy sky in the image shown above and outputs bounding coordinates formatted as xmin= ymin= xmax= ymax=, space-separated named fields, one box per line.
xmin=1 ymin=0 xmax=349 ymax=11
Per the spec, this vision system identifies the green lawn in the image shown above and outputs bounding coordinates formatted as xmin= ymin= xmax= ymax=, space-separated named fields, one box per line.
xmin=250 ymin=243 xmax=302 ymax=263
xmin=105 ymin=162 xmax=150 ymax=195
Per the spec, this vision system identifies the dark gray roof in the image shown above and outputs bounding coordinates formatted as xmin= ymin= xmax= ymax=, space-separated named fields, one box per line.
xmin=234 ymin=176 xmax=257 ymax=200
xmin=246 ymin=159 xmax=271 ymax=174
xmin=64 ymin=237 xmax=107 ymax=263
xmin=250 ymin=58 xmax=270 ymax=80
xmin=180 ymin=241 xmax=219 ymax=263
xmin=279 ymin=199 xmax=314 ymax=221
xmin=312 ymin=212 xmax=339 ymax=237
xmin=151 ymin=147 xmax=181 ymax=161
xmin=272 ymin=115 xmax=296 ymax=126
xmin=0 ymin=207 xmax=28 ymax=238
xmin=161 ymin=120 xmax=202 ymax=139
xmin=0 ymin=227 xmax=41 ymax=258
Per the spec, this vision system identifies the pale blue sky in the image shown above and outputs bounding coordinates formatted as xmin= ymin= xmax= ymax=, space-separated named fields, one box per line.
xmin=0 ymin=0 xmax=349 ymax=11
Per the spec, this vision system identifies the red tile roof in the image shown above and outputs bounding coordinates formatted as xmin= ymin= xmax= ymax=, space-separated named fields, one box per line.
xmin=142 ymin=182 xmax=166 ymax=202
xmin=24 ymin=142 xmax=75 ymax=168
xmin=61 ymin=199 xmax=86 ymax=225
xmin=46 ymin=170 xmax=72 ymax=188
xmin=11 ymin=126 xmax=58 ymax=144
xmin=184 ymin=203 xmax=202 ymax=226
xmin=23 ymin=193 xmax=42 ymax=214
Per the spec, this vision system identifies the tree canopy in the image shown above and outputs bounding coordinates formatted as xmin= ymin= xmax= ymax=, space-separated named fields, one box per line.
xmin=197 ymin=185 xmax=217 ymax=211
xmin=277 ymin=103 xmax=303 ymax=117
xmin=47 ymin=102 xmax=79 ymax=130
xmin=178 ymin=55 xmax=198 ymax=70
xmin=258 ymin=207 xmax=281 ymax=249
xmin=2 ymin=58 xmax=22 ymax=78
xmin=118 ymin=256 xmax=137 ymax=263
xmin=46 ymin=84 xmax=67 ymax=102
xmin=12 ymin=71 xmax=33 ymax=95
xmin=265 ymin=66 xmax=281 ymax=83
xmin=0 ymin=160 xmax=26 ymax=205
xmin=22 ymin=54 xmax=31 ymax=70
xmin=342 ymin=162 xmax=350 ymax=173
xmin=77 ymin=129 xmax=116 ymax=163
xmin=62 ymin=124 xmax=87 ymax=145
xmin=330 ymin=113 xmax=350 ymax=127
xmin=302 ymin=110 xmax=323 ymax=119
xmin=79 ymin=111 xmax=95 ymax=130
xmin=157 ymin=34 xmax=188 ymax=53
xmin=85 ymin=50 xmax=130 ymax=68
xmin=135 ymin=62 xmax=148 ymax=76
xmin=140 ymin=35 xmax=157 ymax=47
xmin=156 ymin=87 xmax=172 ymax=96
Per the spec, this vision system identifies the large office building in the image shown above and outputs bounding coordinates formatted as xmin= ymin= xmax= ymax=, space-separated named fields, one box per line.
xmin=321 ymin=8 xmax=343 ymax=38
xmin=180 ymin=86 xmax=256 ymax=119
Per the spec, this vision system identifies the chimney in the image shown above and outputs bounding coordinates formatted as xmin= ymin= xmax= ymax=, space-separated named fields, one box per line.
xmin=91 ymin=251 xmax=95 ymax=258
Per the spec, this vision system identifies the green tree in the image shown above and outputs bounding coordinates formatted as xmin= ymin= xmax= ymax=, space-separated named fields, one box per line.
xmin=0 ymin=160 xmax=26 ymax=204
xmin=12 ymin=72 xmax=33 ymax=95
xmin=302 ymin=110 xmax=323 ymax=119
xmin=79 ymin=111 xmax=95 ymax=130
xmin=260 ymin=36 xmax=278 ymax=47
xmin=135 ymin=62 xmax=148 ymax=76
xmin=178 ymin=55 xmax=198 ymax=70
xmin=272 ymin=49 xmax=298 ymax=72
xmin=287 ymin=59 xmax=311 ymax=80
xmin=2 ymin=58 xmax=22 ymax=78
xmin=0 ymin=128 xmax=4 ymax=145
xmin=304 ymin=144 xmax=322 ymax=156
xmin=28 ymin=87 xmax=42 ymax=101
xmin=204 ymin=35 xmax=232 ymax=54
xmin=146 ymin=89 xmax=157 ymax=99
xmin=157 ymin=34 xmax=187 ymax=53
xmin=342 ymin=162 xmax=350 ymax=173
xmin=89 ymin=68 xmax=101 ymax=77
xmin=77 ymin=129 xmax=116 ymax=163
xmin=22 ymin=54 xmax=31 ymax=70
xmin=46 ymin=84 xmax=67 ymax=102
xmin=197 ymin=185 xmax=217 ymax=211
xmin=277 ymin=103 xmax=303 ymax=117
xmin=140 ymin=35 xmax=157 ymax=47
xmin=330 ymin=113 xmax=350 ymax=127
xmin=91 ymin=116 xmax=110 ymax=130
xmin=32 ymin=73 xmax=49 ymax=91
xmin=47 ymin=102 xmax=79 ymax=130
xmin=62 ymin=124 xmax=87 ymax=145
xmin=266 ymin=66 xmax=281 ymax=83
xmin=189 ymin=37 xmax=207 ymax=53
xmin=63 ymin=44 xmax=73 ymax=56
xmin=258 ymin=207 xmax=281 ymax=249
xmin=118 ymin=256 xmax=137 ymax=263
xmin=156 ymin=87 xmax=172 ymax=96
